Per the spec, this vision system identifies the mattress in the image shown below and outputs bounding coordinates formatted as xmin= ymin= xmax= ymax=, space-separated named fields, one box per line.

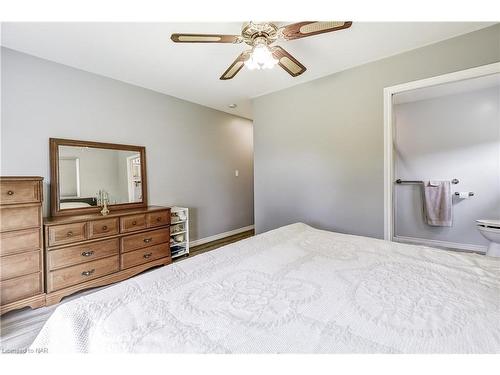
xmin=30 ymin=223 xmax=500 ymax=353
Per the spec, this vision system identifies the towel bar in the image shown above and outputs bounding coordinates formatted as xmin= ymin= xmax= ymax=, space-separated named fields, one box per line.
xmin=395 ymin=179 xmax=459 ymax=184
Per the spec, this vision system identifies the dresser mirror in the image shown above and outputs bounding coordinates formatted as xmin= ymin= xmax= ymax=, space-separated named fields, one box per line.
xmin=50 ymin=138 xmax=147 ymax=216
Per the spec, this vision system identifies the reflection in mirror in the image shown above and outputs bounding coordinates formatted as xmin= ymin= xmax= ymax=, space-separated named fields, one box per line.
xmin=59 ymin=157 xmax=80 ymax=198
xmin=58 ymin=146 xmax=142 ymax=210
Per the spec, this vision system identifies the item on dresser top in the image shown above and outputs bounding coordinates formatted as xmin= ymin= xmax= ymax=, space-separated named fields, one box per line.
xmin=0 ymin=176 xmax=45 ymax=315
xmin=100 ymin=192 xmax=110 ymax=216
xmin=97 ymin=189 xmax=110 ymax=216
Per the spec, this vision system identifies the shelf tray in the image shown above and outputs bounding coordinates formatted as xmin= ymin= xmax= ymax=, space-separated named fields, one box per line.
xmin=172 ymin=250 xmax=188 ymax=259
xmin=170 ymin=241 xmax=187 ymax=247
xmin=171 ymin=220 xmax=187 ymax=225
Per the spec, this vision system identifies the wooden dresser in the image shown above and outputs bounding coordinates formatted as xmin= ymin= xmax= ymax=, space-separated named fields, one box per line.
xmin=0 ymin=177 xmax=45 ymax=315
xmin=44 ymin=206 xmax=171 ymax=305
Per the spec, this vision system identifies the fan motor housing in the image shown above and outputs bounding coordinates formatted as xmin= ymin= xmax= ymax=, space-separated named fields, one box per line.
xmin=241 ymin=22 xmax=279 ymax=46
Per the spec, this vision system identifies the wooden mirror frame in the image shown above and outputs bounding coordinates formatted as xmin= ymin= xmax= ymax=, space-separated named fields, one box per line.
xmin=49 ymin=138 xmax=148 ymax=217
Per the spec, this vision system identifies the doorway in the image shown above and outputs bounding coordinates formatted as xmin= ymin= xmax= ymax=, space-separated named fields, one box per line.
xmin=383 ymin=62 xmax=500 ymax=251
xmin=127 ymin=155 xmax=142 ymax=202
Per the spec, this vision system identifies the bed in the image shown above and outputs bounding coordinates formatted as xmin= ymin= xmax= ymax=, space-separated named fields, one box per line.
xmin=59 ymin=197 xmax=97 ymax=209
xmin=59 ymin=202 xmax=92 ymax=209
xmin=30 ymin=223 xmax=500 ymax=353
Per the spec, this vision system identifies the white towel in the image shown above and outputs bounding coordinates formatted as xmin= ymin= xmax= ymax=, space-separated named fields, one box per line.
xmin=422 ymin=180 xmax=452 ymax=227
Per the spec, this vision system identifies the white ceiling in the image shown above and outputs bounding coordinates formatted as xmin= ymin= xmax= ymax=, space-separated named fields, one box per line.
xmin=1 ymin=22 xmax=494 ymax=119
xmin=394 ymin=73 xmax=500 ymax=104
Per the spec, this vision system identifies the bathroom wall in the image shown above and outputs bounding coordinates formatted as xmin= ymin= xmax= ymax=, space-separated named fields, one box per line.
xmin=394 ymin=86 xmax=500 ymax=250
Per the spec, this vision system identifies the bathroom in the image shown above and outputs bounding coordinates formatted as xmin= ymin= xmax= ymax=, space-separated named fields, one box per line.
xmin=392 ymin=73 xmax=500 ymax=255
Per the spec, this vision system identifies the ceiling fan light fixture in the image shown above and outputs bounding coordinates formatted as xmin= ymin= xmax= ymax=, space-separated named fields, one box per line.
xmin=172 ymin=21 xmax=353 ymax=80
xmin=244 ymin=43 xmax=278 ymax=70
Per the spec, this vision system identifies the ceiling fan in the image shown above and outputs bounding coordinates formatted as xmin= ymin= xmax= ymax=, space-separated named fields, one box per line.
xmin=171 ymin=21 xmax=352 ymax=80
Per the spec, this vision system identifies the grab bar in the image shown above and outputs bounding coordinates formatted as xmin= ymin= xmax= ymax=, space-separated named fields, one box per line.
xmin=395 ymin=178 xmax=459 ymax=184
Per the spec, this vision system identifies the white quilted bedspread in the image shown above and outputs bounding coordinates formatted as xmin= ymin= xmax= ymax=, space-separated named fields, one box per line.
xmin=31 ymin=223 xmax=500 ymax=353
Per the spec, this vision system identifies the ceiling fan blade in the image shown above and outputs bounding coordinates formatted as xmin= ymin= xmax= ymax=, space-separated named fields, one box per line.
xmin=171 ymin=33 xmax=242 ymax=43
xmin=280 ymin=21 xmax=352 ymax=40
xmin=220 ymin=52 xmax=250 ymax=80
xmin=272 ymin=46 xmax=306 ymax=77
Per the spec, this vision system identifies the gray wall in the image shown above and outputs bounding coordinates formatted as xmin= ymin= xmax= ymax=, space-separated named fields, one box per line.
xmin=59 ymin=157 xmax=79 ymax=197
xmin=1 ymin=47 xmax=254 ymax=241
xmin=394 ymin=87 xmax=500 ymax=247
xmin=253 ymin=24 xmax=500 ymax=237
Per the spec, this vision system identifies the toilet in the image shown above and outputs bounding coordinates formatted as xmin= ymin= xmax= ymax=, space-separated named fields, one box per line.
xmin=476 ymin=219 xmax=500 ymax=257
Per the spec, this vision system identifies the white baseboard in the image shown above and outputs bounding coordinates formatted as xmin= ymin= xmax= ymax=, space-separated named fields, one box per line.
xmin=190 ymin=225 xmax=254 ymax=247
xmin=394 ymin=235 xmax=487 ymax=254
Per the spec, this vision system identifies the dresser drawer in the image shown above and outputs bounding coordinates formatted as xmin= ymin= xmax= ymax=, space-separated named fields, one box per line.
xmin=1 ymin=250 xmax=41 ymax=281
xmin=0 ymin=228 xmax=41 ymax=256
xmin=48 ymin=222 xmax=87 ymax=247
xmin=121 ymin=228 xmax=170 ymax=253
xmin=89 ymin=218 xmax=119 ymax=239
xmin=120 ymin=214 xmax=146 ymax=233
xmin=48 ymin=255 xmax=119 ymax=292
xmin=0 ymin=180 xmax=41 ymax=205
xmin=146 ymin=210 xmax=170 ymax=228
xmin=121 ymin=243 xmax=170 ymax=269
xmin=0 ymin=272 xmax=42 ymax=305
xmin=48 ymin=238 xmax=119 ymax=270
xmin=0 ymin=205 xmax=41 ymax=232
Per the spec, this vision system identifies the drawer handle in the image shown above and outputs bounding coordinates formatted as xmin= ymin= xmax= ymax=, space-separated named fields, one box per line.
xmin=143 ymin=237 xmax=153 ymax=243
xmin=156 ymin=217 xmax=162 ymax=222
xmin=66 ymin=231 xmax=73 ymax=237
xmin=102 ymin=225 xmax=108 ymax=231
xmin=7 ymin=190 xmax=14 ymax=196
xmin=132 ymin=221 xmax=137 ymax=225
xmin=81 ymin=269 xmax=95 ymax=277
xmin=81 ymin=250 xmax=95 ymax=257
xmin=143 ymin=252 xmax=153 ymax=259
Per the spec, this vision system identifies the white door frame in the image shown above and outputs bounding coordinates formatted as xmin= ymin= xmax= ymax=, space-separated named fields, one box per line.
xmin=383 ymin=62 xmax=500 ymax=241
xmin=126 ymin=155 xmax=141 ymax=202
